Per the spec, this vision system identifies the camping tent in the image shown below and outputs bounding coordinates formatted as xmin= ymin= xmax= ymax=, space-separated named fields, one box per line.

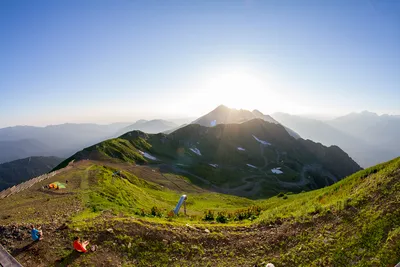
xmin=48 ymin=182 xmax=66 ymax=189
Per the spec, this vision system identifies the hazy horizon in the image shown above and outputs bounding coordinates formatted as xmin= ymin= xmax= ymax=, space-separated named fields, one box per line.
xmin=1 ymin=1 xmax=399 ymax=128
xmin=1 ymin=106 xmax=399 ymax=128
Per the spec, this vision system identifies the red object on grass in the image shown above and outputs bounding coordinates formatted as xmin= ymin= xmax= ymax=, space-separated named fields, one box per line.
xmin=73 ymin=240 xmax=87 ymax=253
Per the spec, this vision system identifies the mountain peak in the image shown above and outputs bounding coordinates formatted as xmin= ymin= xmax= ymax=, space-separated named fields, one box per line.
xmin=213 ymin=104 xmax=230 ymax=111
xmin=360 ymin=110 xmax=378 ymax=116
xmin=252 ymin=109 xmax=264 ymax=117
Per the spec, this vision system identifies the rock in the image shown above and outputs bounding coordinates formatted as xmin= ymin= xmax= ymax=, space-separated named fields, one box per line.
xmin=75 ymin=228 xmax=80 ymax=232
xmin=204 ymin=229 xmax=210 ymax=233
xmin=128 ymin=242 xmax=132 ymax=248
xmin=162 ymin=239 xmax=168 ymax=245
xmin=106 ymin=228 xmax=114 ymax=233
xmin=185 ymin=223 xmax=197 ymax=231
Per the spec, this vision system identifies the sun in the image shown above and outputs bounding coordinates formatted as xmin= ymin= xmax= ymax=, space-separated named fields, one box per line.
xmin=202 ymin=70 xmax=274 ymax=110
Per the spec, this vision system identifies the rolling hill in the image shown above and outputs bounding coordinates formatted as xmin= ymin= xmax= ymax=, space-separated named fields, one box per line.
xmin=55 ymin=119 xmax=361 ymax=198
xmin=0 ymin=156 xmax=63 ymax=190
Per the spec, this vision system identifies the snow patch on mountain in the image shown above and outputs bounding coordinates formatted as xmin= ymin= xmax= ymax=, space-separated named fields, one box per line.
xmin=139 ymin=150 xmax=157 ymax=160
xmin=271 ymin=168 xmax=283 ymax=174
xmin=246 ymin=164 xmax=257 ymax=169
xmin=190 ymin=148 xmax=202 ymax=156
xmin=253 ymin=135 xmax=271 ymax=145
xmin=209 ymin=164 xmax=218 ymax=168
xmin=237 ymin=147 xmax=246 ymax=151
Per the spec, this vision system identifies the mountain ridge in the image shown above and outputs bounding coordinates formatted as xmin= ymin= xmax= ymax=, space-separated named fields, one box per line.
xmin=116 ymin=119 xmax=178 ymax=136
xmin=191 ymin=105 xmax=301 ymax=139
xmin=55 ymin=118 xmax=361 ymax=198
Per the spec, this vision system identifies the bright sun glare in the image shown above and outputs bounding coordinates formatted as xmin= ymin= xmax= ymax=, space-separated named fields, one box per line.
xmin=202 ymin=70 xmax=278 ymax=112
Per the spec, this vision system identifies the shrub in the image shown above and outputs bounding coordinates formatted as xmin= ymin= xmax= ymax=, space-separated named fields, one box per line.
xmin=203 ymin=210 xmax=215 ymax=221
xmin=151 ymin=206 xmax=163 ymax=217
xmin=277 ymin=192 xmax=285 ymax=198
xmin=134 ymin=208 xmax=147 ymax=217
xmin=216 ymin=212 xmax=228 ymax=223
xmin=229 ymin=206 xmax=262 ymax=221
xmin=282 ymin=195 xmax=288 ymax=200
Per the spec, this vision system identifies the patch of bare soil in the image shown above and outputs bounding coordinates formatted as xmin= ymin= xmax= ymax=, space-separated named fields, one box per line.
xmin=0 ymin=214 xmax=324 ymax=267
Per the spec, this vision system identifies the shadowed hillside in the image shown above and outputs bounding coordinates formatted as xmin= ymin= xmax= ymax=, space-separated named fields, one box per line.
xmin=0 ymin=156 xmax=63 ymax=190
xmin=54 ymin=119 xmax=361 ymax=198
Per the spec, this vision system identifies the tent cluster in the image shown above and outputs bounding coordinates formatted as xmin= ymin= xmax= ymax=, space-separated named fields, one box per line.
xmin=46 ymin=182 xmax=66 ymax=190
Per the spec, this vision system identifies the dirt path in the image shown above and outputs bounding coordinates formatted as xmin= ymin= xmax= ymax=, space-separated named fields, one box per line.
xmin=172 ymin=144 xmax=275 ymax=197
xmin=278 ymin=164 xmax=337 ymax=188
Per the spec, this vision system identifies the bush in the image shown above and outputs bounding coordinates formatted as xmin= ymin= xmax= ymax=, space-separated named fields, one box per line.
xmin=282 ymin=195 xmax=288 ymax=200
xmin=138 ymin=208 xmax=146 ymax=216
xmin=229 ymin=206 xmax=262 ymax=221
xmin=216 ymin=212 xmax=228 ymax=223
xmin=151 ymin=206 xmax=163 ymax=217
xmin=203 ymin=210 xmax=215 ymax=221
xmin=277 ymin=192 xmax=285 ymax=198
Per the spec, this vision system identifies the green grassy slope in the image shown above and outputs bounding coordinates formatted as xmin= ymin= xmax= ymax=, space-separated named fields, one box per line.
xmin=0 ymin=155 xmax=398 ymax=266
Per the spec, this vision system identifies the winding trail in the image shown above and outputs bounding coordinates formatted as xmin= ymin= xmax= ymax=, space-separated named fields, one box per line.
xmin=171 ymin=142 xmax=339 ymax=196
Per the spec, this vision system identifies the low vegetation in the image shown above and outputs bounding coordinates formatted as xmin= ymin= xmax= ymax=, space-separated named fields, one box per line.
xmin=0 ymin=157 xmax=398 ymax=266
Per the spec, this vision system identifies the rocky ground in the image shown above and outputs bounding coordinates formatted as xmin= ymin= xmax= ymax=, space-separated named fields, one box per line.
xmin=0 ymin=211 xmax=342 ymax=267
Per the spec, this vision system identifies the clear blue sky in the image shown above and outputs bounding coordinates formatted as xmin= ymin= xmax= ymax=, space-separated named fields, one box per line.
xmin=1 ymin=0 xmax=399 ymax=127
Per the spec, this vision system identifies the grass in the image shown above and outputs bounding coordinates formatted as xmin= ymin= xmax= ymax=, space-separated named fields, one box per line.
xmin=70 ymin=164 xmax=256 ymax=225
xmin=1 ymin=157 xmax=399 ymax=266
xmin=255 ymin=157 xmax=400 ymax=223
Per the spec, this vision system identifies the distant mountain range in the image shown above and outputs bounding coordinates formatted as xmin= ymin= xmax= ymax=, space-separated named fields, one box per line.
xmin=1 ymin=107 xmax=398 ymax=169
xmin=0 ymin=139 xmax=50 ymax=164
xmin=272 ymin=112 xmax=400 ymax=167
xmin=326 ymin=111 xmax=400 ymax=153
xmin=0 ymin=123 xmax=132 ymax=163
xmin=0 ymin=156 xmax=63 ymax=191
xmin=55 ymin=119 xmax=361 ymax=198
xmin=0 ymin=120 xmax=183 ymax=164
